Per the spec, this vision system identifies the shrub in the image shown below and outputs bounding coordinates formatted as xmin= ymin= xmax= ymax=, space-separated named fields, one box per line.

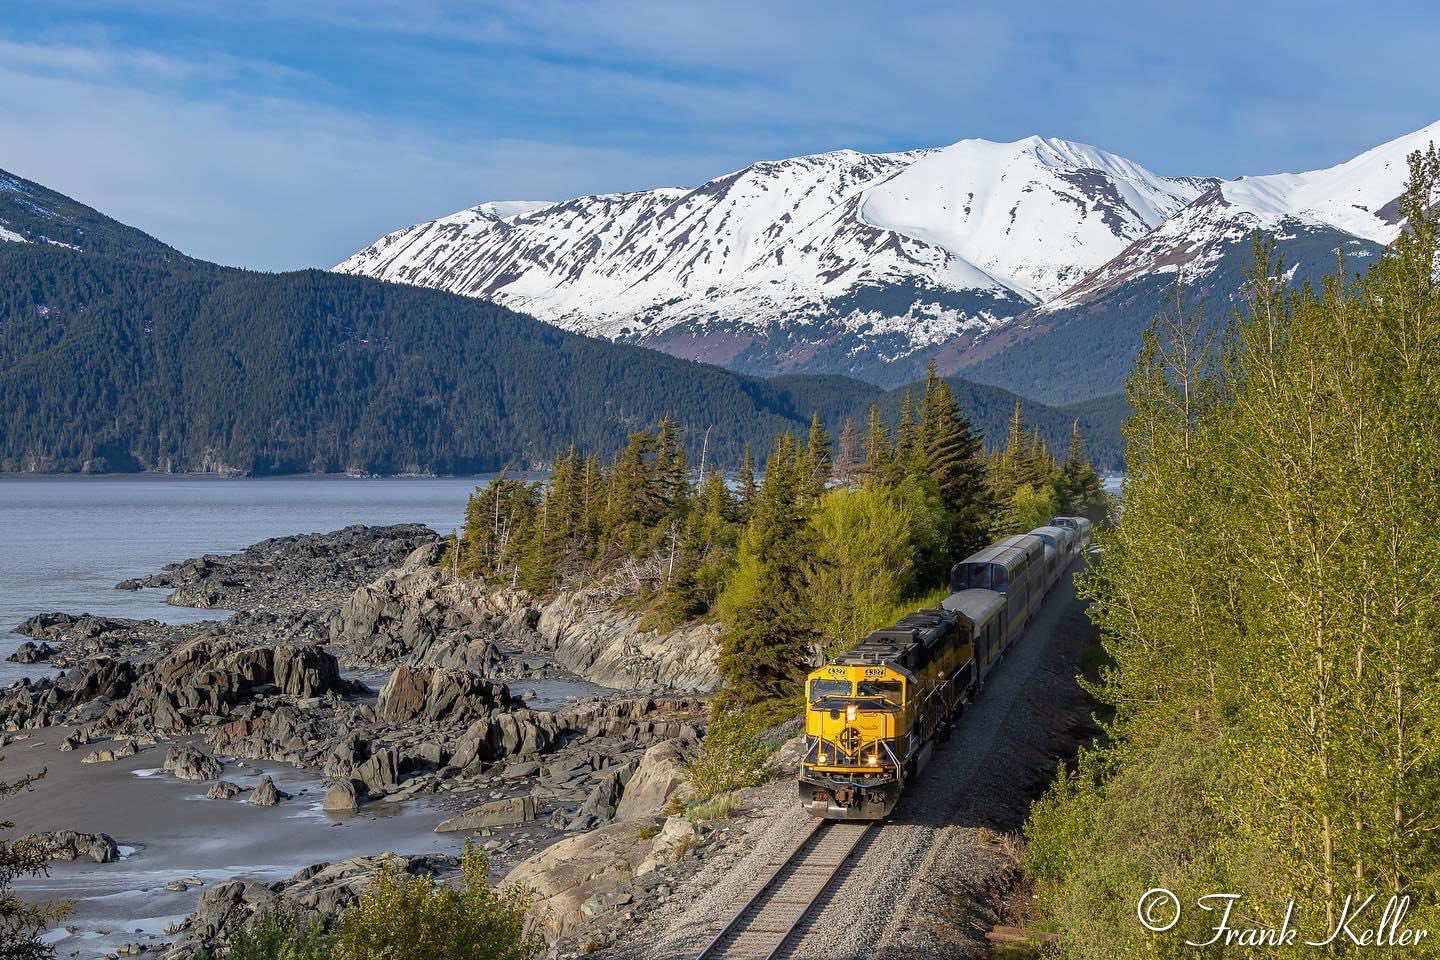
xmin=329 ymin=846 xmax=542 ymax=960
xmin=685 ymin=707 xmax=774 ymax=799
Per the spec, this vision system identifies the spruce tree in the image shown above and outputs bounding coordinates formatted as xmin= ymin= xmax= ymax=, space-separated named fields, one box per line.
xmin=654 ymin=416 xmax=690 ymax=519
xmin=919 ymin=376 xmax=993 ymax=557
xmin=716 ymin=434 xmax=819 ymax=707
xmin=1057 ymin=420 xmax=1108 ymax=523
xmin=803 ymin=411 xmax=832 ymax=499
xmin=737 ymin=443 xmax=759 ymax=521
xmin=835 ymin=417 xmax=859 ymax=485
xmin=895 ymin=392 xmax=919 ymax=469
xmin=861 ymin=402 xmax=894 ymax=483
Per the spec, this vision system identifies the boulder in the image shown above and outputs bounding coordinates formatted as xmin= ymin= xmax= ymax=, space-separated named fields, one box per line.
xmin=635 ymin=816 xmax=698 ymax=876
xmin=435 ymin=795 xmax=537 ymax=833
xmin=376 ymin=665 xmax=512 ymax=724
xmin=206 ymin=781 xmax=242 ymax=800
xmin=163 ymin=744 xmax=222 ymax=781
xmin=536 ymin=589 xmax=722 ymax=692
xmin=272 ymin=645 xmax=345 ymax=698
xmin=614 ymin=738 xmax=693 ymax=821
xmin=502 ymin=818 xmax=658 ymax=940
xmin=10 ymin=830 xmax=120 ymax=864
xmin=7 ymin=641 xmax=56 ymax=664
xmin=555 ymin=765 xmax=633 ymax=831
xmin=322 ymin=779 xmax=366 ymax=812
xmin=356 ymin=747 xmax=400 ymax=793
xmin=247 ymin=776 xmax=289 ymax=806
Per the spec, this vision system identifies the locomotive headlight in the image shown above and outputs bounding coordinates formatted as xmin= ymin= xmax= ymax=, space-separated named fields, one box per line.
xmin=865 ymin=754 xmax=879 ymax=766
xmin=846 ymin=704 xmax=857 ymax=722
xmin=816 ymin=752 xmax=828 ymax=764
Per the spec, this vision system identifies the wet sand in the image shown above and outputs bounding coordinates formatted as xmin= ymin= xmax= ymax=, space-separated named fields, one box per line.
xmin=1 ymin=726 xmax=464 ymax=958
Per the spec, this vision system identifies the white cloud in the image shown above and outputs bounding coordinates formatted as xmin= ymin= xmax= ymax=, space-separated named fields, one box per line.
xmin=0 ymin=42 xmax=747 ymax=268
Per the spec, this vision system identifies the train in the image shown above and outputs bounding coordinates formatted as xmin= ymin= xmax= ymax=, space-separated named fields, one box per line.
xmin=798 ymin=515 xmax=1093 ymax=819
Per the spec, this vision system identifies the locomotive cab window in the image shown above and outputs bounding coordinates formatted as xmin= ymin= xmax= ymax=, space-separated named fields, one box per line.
xmin=809 ymin=679 xmax=851 ymax=702
xmin=856 ymin=679 xmax=903 ymax=704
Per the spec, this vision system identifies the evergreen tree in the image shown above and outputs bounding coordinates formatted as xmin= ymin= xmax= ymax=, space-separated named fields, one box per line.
xmin=895 ymin=392 xmax=920 ymax=470
xmin=716 ymin=434 xmax=819 ymax=707
xmin=737 ymin=443 xmax=759 ymax=521
xmin=918 ymin=375 xmax=994 ymax=558
xmin=654 ymin=416 xmax=690 ymax=519
xmin=803 ymin=411 xmax=832 ymax=499
xmin=606 ymin=430 xmax=662 ymax=552
xmin=860 ymin=403 xmax=894 ymax=483
xmin=835 ymin=417 xmax=859 ymax=485
xmin=1056 ymin=420 xmax=1108 ymax=523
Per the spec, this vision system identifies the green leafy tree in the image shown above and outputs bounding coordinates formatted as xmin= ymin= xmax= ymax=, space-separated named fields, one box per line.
xmin=806 ymin=484 xmax=917 ymax=656
xmin=685 ymin=706 xmax=774 ymax=799
xmin=1024 ymin=149 xmax=1440 ymax=958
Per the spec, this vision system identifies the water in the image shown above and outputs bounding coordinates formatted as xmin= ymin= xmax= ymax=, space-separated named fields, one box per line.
xmin=0 ymin=475 xmax=491 ymax=684
xmin=0 ymin=474 xmax=602 ymax=956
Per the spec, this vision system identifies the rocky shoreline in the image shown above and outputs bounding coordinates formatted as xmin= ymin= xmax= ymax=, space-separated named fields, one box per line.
xmin=0 ymin=523 xmax=730 ymax=959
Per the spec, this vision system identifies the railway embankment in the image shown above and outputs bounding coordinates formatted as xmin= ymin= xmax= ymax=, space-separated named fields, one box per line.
xmin=568 ymin=564 xmax=1098 ymax=960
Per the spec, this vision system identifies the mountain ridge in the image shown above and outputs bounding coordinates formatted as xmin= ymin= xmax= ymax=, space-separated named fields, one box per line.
xmin=335 ymin=134 xmax=1206 ymax=385
xmin=337 ymin=122 xmax=1438 ymax=398
xmin=0 ymin=166 xmax=1123 ymax=475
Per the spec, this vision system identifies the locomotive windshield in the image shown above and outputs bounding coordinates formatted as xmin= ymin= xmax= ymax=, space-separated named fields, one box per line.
xmin=809 ymin=679 xmax=852 ymax=702
xmin=856 ymin=679 xmax=903 ymax=704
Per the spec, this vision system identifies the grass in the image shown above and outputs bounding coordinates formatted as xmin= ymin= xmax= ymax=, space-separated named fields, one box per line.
xmin=685 ymin=792 xmax=741 ymax=823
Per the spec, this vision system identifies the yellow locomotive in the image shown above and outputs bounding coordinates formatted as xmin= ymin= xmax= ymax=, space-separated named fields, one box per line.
xmin=799 ymin=518 xmax=1089 ymax=819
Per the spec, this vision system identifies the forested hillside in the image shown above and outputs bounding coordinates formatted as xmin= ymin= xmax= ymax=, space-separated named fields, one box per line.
xmin=1024 ymin=149 xmax=1440 ymax=955
xmin=0 ymin=165 xmax=1123 ymax=475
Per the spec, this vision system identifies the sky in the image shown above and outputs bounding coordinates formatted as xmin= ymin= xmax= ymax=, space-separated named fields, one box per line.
xmin=1 ymin=1 xmax=1437 ymax=270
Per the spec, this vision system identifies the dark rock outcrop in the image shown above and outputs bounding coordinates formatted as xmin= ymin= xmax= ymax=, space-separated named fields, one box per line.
xmin=375 ymin=665 xmax=516 ymax=725
xmin=163 ymin=744 xmax=222 ymax=782
xmin=8 ymin=830 xmax=120 ymax=864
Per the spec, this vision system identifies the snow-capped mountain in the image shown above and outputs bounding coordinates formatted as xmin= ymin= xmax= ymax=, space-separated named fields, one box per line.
xmin=1041 ymin=121 xmax=1438 ymax=313
xmin=955 ymin=123 xmax=1439 ymax=404
xmin=337 ymin=121 xmax=1437 ymax=394
xmin=336 ymin=136 xmax=1207 ymax=382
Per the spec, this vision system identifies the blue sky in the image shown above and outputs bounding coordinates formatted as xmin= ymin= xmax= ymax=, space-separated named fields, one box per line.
xmin=1 ymin=1 xmax=1436 ymax=270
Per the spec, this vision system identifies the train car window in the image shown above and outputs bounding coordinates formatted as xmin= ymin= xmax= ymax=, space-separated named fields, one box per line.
xmin=856 ymin=680 xmax=903 ymax=704
xmin=994 ymin=567 xmax=1007 ymax=588
xmin=809 ymin=679 xmax=851 ymax=701
xmin=955 ymin=564 xmax=989 ymax=589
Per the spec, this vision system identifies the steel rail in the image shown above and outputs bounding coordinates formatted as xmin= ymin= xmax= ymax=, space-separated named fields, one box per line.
xmin=694 ymin=819 xmax=872 ymax=960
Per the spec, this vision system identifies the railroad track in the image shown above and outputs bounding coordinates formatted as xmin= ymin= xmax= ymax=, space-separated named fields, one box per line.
xmin=695 ymin=819 xmax=873 ymax=960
